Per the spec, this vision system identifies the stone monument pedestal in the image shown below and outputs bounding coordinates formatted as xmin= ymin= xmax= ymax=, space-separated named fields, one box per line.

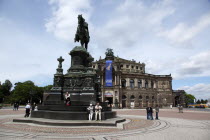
xmin=31 ymin=46 xmax=116 ymax=120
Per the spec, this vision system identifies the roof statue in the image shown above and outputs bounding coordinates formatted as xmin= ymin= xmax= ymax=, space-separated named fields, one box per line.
xmin=74 ymin=14 xmax=90 ymax=50
xmin=105 ymin=48 xmax=114 ymax=57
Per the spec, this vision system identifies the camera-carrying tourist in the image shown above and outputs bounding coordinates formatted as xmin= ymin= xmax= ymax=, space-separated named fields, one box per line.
xmin=24 ymin=103 xmax=31 ymax=117
xmin=87 ymin=104 xmax=94 ymax=121
xmin=95 ymin=103 xmax=102 ymax=121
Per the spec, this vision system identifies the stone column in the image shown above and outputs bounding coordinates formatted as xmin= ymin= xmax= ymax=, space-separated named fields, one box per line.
xmin=102 ymin=91 xmax=104 ymax=102
xmin=101 ymin=75 xmax=104 ymax=86
xmin=117 ymin=75 xmax=119 ymax=85
xmin=142 ymin=79 xmax=145 ymax=88
xmin=115 ymin=75 xmax=117 ymax=86
xmin=154 ymin=81 xmax=157 ymax=88
xmin=142 ymin=100 xmax=143 ymax=108
xmin=126 ymin=78 xmax=130 ymax=87
xmin=148 ymin=80 xmax=151 ymax=88
xmin=119 ymin=76 xmax=122 ymax=88
xmin=113 ymin=92 xmax=116 ymax=106
xmin=134 ymin=78 xmax=138 ymax=88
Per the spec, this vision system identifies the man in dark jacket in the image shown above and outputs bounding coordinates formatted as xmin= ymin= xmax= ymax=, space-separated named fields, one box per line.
xmin=146 ymin=107 xmax=150 ymax=120
xmin=149 ymin=107 xmax=154 ymax=120
xmin=155 ymin=105 xmax=159 ymax=120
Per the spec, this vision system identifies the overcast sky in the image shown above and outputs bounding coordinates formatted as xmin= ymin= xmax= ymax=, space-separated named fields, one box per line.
xmin=0 ymin=0 xmax=210 ymax=99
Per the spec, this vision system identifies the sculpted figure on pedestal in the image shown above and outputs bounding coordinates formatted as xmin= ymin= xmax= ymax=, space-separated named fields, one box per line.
xmin=74 ymin=15 xmax=90 ymax=50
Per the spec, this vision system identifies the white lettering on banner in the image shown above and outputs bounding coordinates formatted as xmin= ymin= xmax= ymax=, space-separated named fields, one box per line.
xmin=106 ymin=80 xmax=112 ymax=83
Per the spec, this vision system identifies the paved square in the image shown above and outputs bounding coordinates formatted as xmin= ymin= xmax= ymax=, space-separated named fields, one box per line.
xmin=0 ymin=108 xmax=209 ymax=140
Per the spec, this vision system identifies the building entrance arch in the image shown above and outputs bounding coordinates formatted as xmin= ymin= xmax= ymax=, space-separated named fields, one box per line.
xmin=175 ymin=96 xmax=180 ymax=107
xmin=122 ymin=95 xmax=127 ymax=108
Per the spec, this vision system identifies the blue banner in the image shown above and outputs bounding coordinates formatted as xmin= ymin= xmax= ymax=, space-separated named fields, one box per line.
xmin=105 ymin=60 xmax=113 ymax=87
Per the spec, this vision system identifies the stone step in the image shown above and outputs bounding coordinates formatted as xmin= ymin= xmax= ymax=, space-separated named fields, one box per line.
xmin=31 ymin=110 xmax=116 ymax=120
xmin=38 ymin=105 xmax=112 ymax=112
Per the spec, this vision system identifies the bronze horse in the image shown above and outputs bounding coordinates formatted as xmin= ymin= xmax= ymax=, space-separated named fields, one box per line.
xmin=74 ymin=15 xmax=90 ymax=50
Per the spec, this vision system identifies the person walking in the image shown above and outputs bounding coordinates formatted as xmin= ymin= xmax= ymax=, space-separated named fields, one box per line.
xmin=150 ymin=107 xmax=154 ymax=120
xmin=13 ymin=103 xmax=17 ymax=111
xmin=155 ymin=105 xmax=159 ymax=120
xmin=95 ymin=103 xmax=102 ymax=121
xmin=87 ymin=104 xmax=94 ymax=121
xmin=179 ymin=106 xmax=183 ymax=113
xmin=24 ymin=103 xmax=31 ymax=117
xmin=16 ymin=102 xmax=19 ymax=110
xmin=146 ymin=106 xmax=150 ymax=120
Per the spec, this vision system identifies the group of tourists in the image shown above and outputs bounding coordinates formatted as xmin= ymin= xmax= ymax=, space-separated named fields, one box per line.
xmin=87 ymin=103 xmax=103 ymax=121
xmin=24 ymin=102 xmax=38 ymax=117
xmin=146 ymin=105 xmax=159 ymax=120
xmin=13 ymin=102 xmax=19 ymax=111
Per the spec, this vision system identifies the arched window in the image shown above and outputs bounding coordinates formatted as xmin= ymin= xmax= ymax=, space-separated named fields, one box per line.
xmin=122 ymin=95 xmax=127 ymax=100
xmin=145 ymin=80 xmax=148 ymax=88
xmin=130 ymin=95 xmax=135 ymax=100
xmin=139 ymin=95 xmax=142 ymax=100
xmin=130 ymin=79 xmax=134 ymax=88
xmin=138 ymin=80 xmax=142 ymax=88
xmin=121 ymin=79 xmax=126 ymax=87
xmin=146 ymin=96 xmax=149 ymax=101
xmin=151 ymin=81 xmax=154 ymax=89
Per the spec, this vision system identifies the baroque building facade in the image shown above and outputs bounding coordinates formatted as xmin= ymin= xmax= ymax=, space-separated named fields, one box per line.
xmin=92 ymin=49 xmax=186 ymax=108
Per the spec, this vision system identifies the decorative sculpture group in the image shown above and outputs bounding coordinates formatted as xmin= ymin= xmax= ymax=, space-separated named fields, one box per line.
xmin=30 ymin=15 xmax=116 ymax=120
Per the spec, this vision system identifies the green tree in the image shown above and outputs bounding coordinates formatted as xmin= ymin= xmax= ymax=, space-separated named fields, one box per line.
xmin=185 ymin=93 xmax=196 ymax=105
xmin=201 ymin=99 xmax=204 ymax=104
xmin=196 ymin=99 xmax=201 ymax=104
xmin=10 ymin=81 xmax=36 ymax=104
xmin=2 ymin=80 xmax=13 ymax=96
xmin=32 ymin=86 xmax=44 ymax=104
xmin=0 ymin=79 xmax=12 ymax=103
xmin=10 ymin=81 xmax=47 ymax=105
xmin=204 ymin=99 xmax=208 ymax=104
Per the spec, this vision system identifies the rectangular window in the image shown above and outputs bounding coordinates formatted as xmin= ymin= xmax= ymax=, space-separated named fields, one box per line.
xmin=126 ymin=65 xmax=129 ymax=68
xmin=136 ymin=66 xmax=138 ymax=69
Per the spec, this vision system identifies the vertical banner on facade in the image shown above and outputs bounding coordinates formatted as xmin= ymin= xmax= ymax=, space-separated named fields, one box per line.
xmin=105 ymin=60 xmax=113 ymax=87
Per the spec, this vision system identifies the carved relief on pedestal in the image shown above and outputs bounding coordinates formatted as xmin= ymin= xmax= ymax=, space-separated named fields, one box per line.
xmin=83 ymin=77 xmax=93 ymax=87
xmin=54 ymin=77 xmax=62 ymax=87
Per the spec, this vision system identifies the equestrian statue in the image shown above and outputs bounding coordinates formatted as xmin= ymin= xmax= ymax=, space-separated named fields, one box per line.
xmin=74 ymin=15 xmax=90 ymax=50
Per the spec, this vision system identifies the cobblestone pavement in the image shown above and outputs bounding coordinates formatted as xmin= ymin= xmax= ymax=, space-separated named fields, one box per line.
xmin=0 ymin=108 xmax=209 ymax=140
xmin=115 ymin=108 xmax=210 ymax=120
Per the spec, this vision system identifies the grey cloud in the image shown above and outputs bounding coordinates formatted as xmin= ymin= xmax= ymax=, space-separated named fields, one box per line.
xmin=179 ymin=84 xmax=210 ymax=99
xmin=179 ymin=67 xmax=203 ymax=75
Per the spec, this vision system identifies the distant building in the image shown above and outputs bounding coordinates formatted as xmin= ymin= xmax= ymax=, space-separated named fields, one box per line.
xmin=92 ymin=49 xmax=186 ymax=108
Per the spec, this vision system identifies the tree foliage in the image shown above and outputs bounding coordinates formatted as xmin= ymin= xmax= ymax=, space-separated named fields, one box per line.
xmin=0 ymin=79 xmax=13 ymax=103
xmin=10 ymin=81 xmax=45 ymax=104
xmin=196 ymin=99 xmax=208 ymax=104
xmin=184 ymin=92 xmax=196 ymax=105
xmin=196 ymin=99 xmax=201 ymax=104
xmin=1 ymin=79 xmax=53 ymax=104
